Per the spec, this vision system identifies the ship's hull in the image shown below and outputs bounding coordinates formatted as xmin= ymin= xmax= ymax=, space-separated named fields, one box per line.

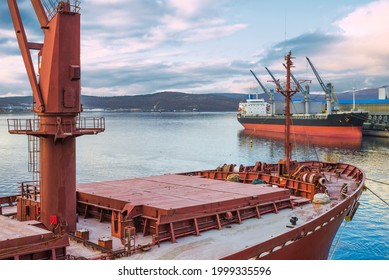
xmin=194 ymin=161 xmax=365 ymax=260
xmin=238 ymin=112 xmax=368 ymax=138
xmin=223 ymin=181 xmax=363 ymax=259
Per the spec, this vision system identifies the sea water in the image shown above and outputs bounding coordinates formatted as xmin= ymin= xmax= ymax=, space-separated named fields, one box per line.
xmin=0 ymin=111 xmax=388 ymax=260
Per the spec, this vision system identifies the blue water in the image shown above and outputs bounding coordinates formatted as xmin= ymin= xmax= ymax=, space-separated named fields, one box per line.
xmin=0 ymin=111 xmax=388 ymax=260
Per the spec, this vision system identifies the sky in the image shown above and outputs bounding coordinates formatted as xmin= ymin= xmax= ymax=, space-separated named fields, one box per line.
xmin=0 ymin=0 xmax=388 ymax=97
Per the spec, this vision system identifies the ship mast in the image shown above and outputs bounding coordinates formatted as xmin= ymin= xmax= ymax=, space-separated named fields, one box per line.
xmin=277 ymin=51 xmax=298 ymax=176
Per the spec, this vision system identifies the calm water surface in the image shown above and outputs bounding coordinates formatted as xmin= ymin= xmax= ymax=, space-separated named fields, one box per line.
xmin=0 ymin=111 xmax=388 ymax=259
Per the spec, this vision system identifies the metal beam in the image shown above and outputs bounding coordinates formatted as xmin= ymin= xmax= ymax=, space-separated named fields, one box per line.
xmin=306 ymin=57 xmax=327 ymax=94
xmin=31 ymin=0 xmax=49 ymax=27
xmin=265 ymin=67 xmax=284 ymax=92
xmin=250 ymin=70 xmax=269 ymax=95
xmin=7 ymin=0 xmax=45 ymax=112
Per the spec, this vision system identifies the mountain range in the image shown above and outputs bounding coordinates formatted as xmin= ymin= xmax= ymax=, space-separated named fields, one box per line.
xmin=0 ymin=91 xmax=246 ymax=113
xmin=0 ymin=88 xmax=382 ymax=113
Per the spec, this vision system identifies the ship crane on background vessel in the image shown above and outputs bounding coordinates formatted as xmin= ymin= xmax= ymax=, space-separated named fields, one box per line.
xmin=283 ymin=63 xmax=311 ymax=114
xmin=306 ymin=57 xmax=337 ymax=114
xmin=249 ymin=69 xmax=275 ymax=115
xmin=265 ymin=66 xmax=284 ymax=92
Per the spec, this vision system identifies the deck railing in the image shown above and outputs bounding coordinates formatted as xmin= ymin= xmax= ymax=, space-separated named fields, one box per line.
xmin=77 ymin=117 xmax=105 ymax=132
xmin=7 ymin=116 xmax=105 ymax=134
xmin=41 ymin=0 xmax=81 ymax=20
xmin=7 ymin=118 xmax=39 ymax=133
xmin=18 ymin=181 xmax=40 ymax=201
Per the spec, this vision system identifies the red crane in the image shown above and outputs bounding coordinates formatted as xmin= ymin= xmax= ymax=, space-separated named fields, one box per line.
xmin=7 ymin=0 xmax=104 ymax=232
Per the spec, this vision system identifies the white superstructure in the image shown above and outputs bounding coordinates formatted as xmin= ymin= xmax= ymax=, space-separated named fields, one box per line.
xmin=238 ymin=99 xmax=271 ymax=116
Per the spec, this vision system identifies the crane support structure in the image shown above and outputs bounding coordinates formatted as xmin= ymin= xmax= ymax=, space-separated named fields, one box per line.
xmin=7 ymin=0 xmax=105 ymax=232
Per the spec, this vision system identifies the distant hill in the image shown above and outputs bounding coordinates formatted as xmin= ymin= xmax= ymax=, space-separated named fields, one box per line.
xmin=0 ymin=88 xmax=385 ymax=113
xmin=335 ymin=88 xmax=380 ymax=100
xmin=0 ymin=96 xmax=33 ymax=113
xmin=82 ymin=91 xmax=246 ymax=112
xmin=0 ymin=92 xmax=247 ymax=113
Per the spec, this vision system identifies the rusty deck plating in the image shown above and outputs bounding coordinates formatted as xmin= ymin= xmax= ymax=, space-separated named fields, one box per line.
xmin=76 ymin=174 xmax=297 ymax=244
xmin=0 ymin=216 xmax=68 ymax=260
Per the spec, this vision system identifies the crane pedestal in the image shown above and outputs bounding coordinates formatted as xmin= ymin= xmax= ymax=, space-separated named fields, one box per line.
xmin=40 ymin=135 xmax=77 ymax=232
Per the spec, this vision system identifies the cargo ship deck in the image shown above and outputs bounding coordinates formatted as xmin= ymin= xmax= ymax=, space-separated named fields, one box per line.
xmin=65 ymin=169 xmax=359 ymax=260
xmin=1 ymin=160 xmax=363 ymax=260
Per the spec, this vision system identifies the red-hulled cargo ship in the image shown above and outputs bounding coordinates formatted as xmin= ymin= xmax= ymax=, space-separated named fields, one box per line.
xmin=0 ymin=1 xmax=366 ymax=260
xmin=239 ymin=58 xmax=368 ymax=138
xmin=237 ymin=99 xmax=368 ymax=138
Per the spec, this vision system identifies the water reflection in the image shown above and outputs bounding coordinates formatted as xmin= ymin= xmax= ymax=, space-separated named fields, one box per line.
xmin=362 ymin=135 xmax=389 ymax=150
xmin=236 ymin=128 xmax=368 ymax=167
xmin=239 ymin=129 xmax=362 ymax=150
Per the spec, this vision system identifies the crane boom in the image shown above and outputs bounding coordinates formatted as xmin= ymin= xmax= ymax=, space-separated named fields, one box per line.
xmin=306 ymin=57 xmax=328 ymax=94
xmin=249 ymin=70 xmax=269 ymax=95
xmin=31 ymin=0 xmax=48 ymax=27
xmin=265 ymin=67 xmax=284 ymax=92
xmin=306 ymin=56 xmax=334 ymax=114
xmin=8 ymin=0 xmax=45 ymax=112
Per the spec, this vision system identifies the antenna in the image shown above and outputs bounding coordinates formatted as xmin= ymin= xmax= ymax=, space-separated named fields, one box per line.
xmin=284 ymin=9 xmax=287 ymax=54
xmin=284 ymin=10 xmax=287 ymax=43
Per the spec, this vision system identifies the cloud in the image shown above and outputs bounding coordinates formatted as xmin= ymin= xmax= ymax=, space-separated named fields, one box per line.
xmin=77 ymin=0 xmax=247 ymax=96
xmin=259 ymin=32 xmax=341 ymax=68
xmin=316 ymin=0 xmax=389 ymax=90
xmin=1 ymin=0 xmax=247 ymax=96
xmin=257 ymin=0 xmax=389 ymax=92
xmin=1 ymin=1 xmax=388 ymax=97
xmin=331 ymin=0 xmax=389 ymax=74
xmin=182 ymin=21 xmax=246 ymax=43
xmin=80 ymin=56 xmax=248 ymax=96
xmin=167 ymin=0 xmax=215 ymax=17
